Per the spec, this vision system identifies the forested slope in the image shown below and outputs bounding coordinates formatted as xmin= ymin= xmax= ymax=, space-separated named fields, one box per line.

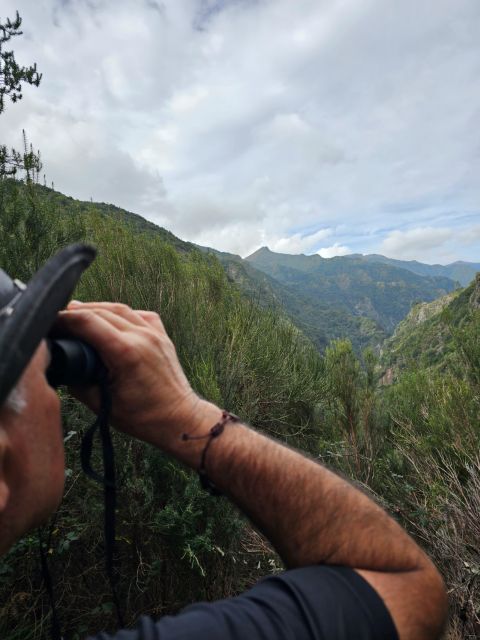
xmin=382 ymin=274 xmax=480 ymax=374
xmin=10 ymin=183 xmax=462 ymax=356
xmin=3 ymin=182 xmax=388 ymax=354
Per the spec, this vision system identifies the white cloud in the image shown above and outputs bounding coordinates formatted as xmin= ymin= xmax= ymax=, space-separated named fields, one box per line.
xmin=270 ymin=228 xmax=332 ymax=254
xmin=169 ymin=86 xmax=209 ymax=114
xmin=378 ymin=224 xmax=480 ymax=263
xmin=458 ymin=225 xmax=480 ymax=246
xmin=1 ymin=0 xmax=479 ymax=261
xmin=380 ymin=227 xmax=451 ymax=260
xmin=318 ymin=243 xmax=352 ymax=258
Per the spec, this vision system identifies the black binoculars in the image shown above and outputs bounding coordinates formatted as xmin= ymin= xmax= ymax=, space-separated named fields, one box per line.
xmin=46 ymin=338 xmax=106 ymax=388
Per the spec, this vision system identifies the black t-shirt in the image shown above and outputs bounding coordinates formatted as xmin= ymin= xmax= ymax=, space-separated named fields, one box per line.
xmin=88 ymin=566 xmax=398 ymax=640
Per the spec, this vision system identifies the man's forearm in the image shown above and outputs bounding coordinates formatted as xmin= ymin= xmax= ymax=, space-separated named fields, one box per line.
xmin=161 ymin=400 xmax=448 ymax=639
xmin=161 ymin=400 xmax=426 ymax=573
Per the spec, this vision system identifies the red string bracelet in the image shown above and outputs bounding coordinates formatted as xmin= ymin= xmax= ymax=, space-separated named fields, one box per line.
xmin=181 ymin=411 xmax=240 ymax=496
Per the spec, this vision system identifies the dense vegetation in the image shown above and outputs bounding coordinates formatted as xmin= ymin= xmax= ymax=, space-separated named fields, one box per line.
xmin=0 ymin=177 xmax=325 ymax=638
xmin=382 ymin=280 xmax=479 ymax=374
xmin=0 ymin=175 xmax=479 ymax=640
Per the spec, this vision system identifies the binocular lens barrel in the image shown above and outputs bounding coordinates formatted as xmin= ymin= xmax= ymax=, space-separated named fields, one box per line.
xmin=46 ymin=338 xmax=105 ymax=388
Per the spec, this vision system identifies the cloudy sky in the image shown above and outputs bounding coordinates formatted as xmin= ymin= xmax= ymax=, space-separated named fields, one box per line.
xmin=1 ymin=0 xmax=480 ymax=262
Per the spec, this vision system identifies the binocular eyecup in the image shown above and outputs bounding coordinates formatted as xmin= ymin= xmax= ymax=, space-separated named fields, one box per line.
xmin=46 ymin=338 xmax=106 ymax=388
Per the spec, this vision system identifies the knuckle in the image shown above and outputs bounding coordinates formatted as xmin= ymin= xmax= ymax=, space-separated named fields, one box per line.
xmin=79 ymin=309 xmax=96 ymax=324
xmin=140 ymin=310 xmax=161 ymax=323
xmin=140 ymin=327 xmax=170 ymax=354
xmin=118 ymin=338 xmax=143 ymax=365
xmin=148 ymin=329 xmax=164 ymax=349
xmin=111 ymin=302 xmax=130 ymax=314
xmin=115 ymin=327 xmax=168 ymax=367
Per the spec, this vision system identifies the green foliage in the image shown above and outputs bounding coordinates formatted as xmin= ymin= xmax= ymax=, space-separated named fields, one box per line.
xmin=0 ymin=11 xmax=42 ymax=178
xmin=325 ymin=340 xmax=362 ymax=436
xmin=0 ymin=177 xmax=85 ymax=278
xmin=0 ymin=179 xmax=326 ymax=638
xmin=0 ymin=11 xmax=42 ymax=114
xmin=382 ymin=276 xmax=480 ymax=376
xmin=377 ymin=363 xmax=480 ymax=637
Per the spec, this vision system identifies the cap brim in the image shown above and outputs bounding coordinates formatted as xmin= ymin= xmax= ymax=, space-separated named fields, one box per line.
xmin=0 ymin=244 xmax=96 ymax=406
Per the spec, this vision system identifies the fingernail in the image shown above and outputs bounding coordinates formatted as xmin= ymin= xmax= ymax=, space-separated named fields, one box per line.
xmin=69 ymin=300 xmax=83 ymax=307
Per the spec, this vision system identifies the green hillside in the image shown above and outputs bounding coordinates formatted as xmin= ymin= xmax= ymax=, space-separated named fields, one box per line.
xmin=246 ymin=246 xmax=458 ymax=333
xmin=34 ymin=184 xmax=196 ymax=253
xmin=18 ymin=186 xmax=381 ymax=354
xmin=382 ymin=274 xmax=480 ymax=374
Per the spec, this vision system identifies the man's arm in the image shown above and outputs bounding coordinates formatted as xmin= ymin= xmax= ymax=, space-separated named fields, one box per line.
xmin=59 ymin=302 xmax=447 ymax=640
xmin=167 ymin=404 xmax=446 ymax=640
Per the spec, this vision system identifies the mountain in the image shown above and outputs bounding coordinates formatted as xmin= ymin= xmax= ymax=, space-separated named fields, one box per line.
xmin=381 ymin=273 xmax=480 ymax=373
xmin=201 ymin=247 xmax=386 ymax=352
xmin=356 ymin=254 xmax=480 ymax=287
xmin=246 ymin=247 xmax=458 ymax=333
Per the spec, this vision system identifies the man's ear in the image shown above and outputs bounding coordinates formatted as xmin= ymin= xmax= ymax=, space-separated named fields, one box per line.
xmin=0 ymin=430 xmax=10 ymax=512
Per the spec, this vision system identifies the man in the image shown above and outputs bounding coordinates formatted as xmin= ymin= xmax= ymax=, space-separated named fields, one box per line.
xmin=0 ymin=244 xmax=447 ymax=639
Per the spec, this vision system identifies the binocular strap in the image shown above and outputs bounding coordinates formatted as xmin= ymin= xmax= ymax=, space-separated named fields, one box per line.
xmin=38 ymin=522 xmax=63 ymax=640
xmin=80 ymin=378 xmax=125 ymax=629
xmin=39 ymin=379 xmax=124 ymax=640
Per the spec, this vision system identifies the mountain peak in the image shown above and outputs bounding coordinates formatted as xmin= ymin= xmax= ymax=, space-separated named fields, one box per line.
xmin=245 ymin=246 xmax=272 ymax=260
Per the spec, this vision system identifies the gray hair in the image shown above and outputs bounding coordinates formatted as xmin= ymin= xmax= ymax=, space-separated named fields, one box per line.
xmin=3 ymin=382 xmax=27 ymax=415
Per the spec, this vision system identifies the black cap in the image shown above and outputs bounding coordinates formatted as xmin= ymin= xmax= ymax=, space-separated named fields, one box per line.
xmin=0 ymin=244 xmax=96 ymax=406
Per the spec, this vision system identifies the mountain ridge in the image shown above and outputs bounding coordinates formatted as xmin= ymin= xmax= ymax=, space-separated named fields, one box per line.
xmin=245 ymin=246 xmax=479 ymax=286
xmin=28 ymin=183 xmax=476 ymax=356
xmin=245 ymin=246 xmax=459 ymax=333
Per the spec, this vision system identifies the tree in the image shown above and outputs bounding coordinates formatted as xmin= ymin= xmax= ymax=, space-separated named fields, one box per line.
xmin=0 ymin=11 xmax=42 ymax=177
xmin=0 ymin=11 xmax=41 ymax=114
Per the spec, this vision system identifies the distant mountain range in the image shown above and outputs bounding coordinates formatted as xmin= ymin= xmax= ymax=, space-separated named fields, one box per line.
xmin=201 ymin=247 xmax=387 ymax=352
xmin=244 ymin=245 xmax=461 ymax=330
xmin=347 ymin=253 xmax=480 ymax=287
xmin=33 ymin=184 xmax=479 ymax=355
xmin=247 ymin=246 xmax=479 ymax=287
xmin=198 ymin=245 xmax=479 ymax=353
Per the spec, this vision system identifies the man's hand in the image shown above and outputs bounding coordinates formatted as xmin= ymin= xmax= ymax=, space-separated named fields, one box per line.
xmin=57 ymin=302 xmax=213 ymax=448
